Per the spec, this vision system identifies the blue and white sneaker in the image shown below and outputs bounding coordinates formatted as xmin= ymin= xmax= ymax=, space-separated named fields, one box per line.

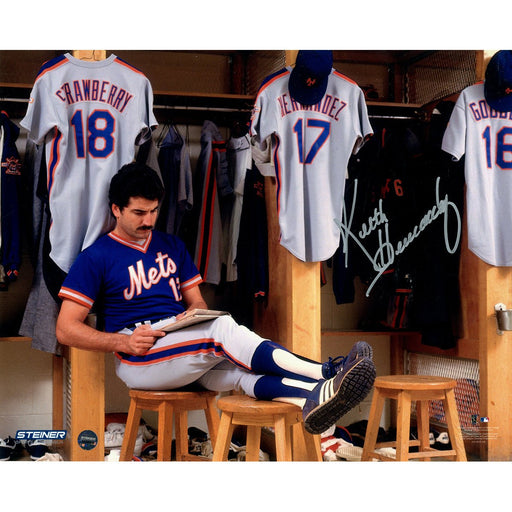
xmin=0 ymin=436 xmax=18 ymax=461
xmin=25 ymin=440 xmax=50 ymax=461
xmin=322 ymin=341 xmax=373 ymax=379
xmin=304 ymin=356 xmax=376 ymax=435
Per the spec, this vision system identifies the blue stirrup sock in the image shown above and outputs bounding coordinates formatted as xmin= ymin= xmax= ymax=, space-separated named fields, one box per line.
xmin=253 ymin=375 xmax=314 ymax=401
xmin=250 ymin=340 xmax=321 ymax=382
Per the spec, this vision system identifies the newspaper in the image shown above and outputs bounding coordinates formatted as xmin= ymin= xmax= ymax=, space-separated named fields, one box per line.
xmin=151 ymin=309 xmax=231 ymax=332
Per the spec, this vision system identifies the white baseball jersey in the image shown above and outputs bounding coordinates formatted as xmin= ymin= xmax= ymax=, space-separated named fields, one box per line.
xmin=21 ymin=53 xmax=157 ymax=273
xmin=442 ymin=82 xmax=512 ymax=266
xmin=250 ymin=67 xmax=373 ymax=262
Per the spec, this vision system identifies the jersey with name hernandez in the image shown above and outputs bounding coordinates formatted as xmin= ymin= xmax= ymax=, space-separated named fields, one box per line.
xmin=58 ymin=230 xmax=203 ymax=333
xmin=442 ymin=82 xmax=512 ymax=266
xmin=21 ymin=53 xmax=157 ymax=273
xmin=250 ymin=66 xmax=373 ymax=262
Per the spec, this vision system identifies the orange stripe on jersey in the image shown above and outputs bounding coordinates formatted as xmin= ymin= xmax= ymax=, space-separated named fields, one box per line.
xmin=332 ymin=70 xmax=358 ymax=85
xmin=108 ymin=231 xmax=152 ymax=252
xmin=58 ymin=287 xmax=94 ymax=309
xmin=257 ymin=69 xmax=290 ymax=96
xmin=196 ymin=150 xmax=217 ymax=279
xmin=47 ymin=128 xmax=62 ymax=198
xmin=181 ymin=275 xmax=203 ymax=290
xmin=272 ymin=135 xmax=283 ymax=219
xmin=114 ymin=57 xmax=145 ymax=75
xmin=35 ymin=57 xmax=68 ymax=82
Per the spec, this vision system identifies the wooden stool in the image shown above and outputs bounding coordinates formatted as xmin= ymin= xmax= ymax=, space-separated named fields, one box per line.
xmin=212 ymin=395 xmax=322 ymax=461
xmin=119 ymin=389 xmax=220 ymax=461
xmin=361 ymin=375 xmax=467 ymax=461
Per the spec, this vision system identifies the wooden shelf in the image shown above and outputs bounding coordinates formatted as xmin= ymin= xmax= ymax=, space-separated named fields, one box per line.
xmin=1 ymin=83 xmax=258 ymax=124
xmin=322 ymin=329 xmax=420 ymax=337
xmin=321 ymin=329 xmax=478 ymax=360
xmin=0 ymin=336 xmax=32 ymax=342
xmin=153 ymin=90 xmax=254 ymax=108
xmin=152 ymin=90 xmax=255 ymax=125
xmin=1 ymin=82 xmax=426 ymax=111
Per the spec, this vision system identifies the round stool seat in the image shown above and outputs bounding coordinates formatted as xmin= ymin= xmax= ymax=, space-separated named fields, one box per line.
xmin=120 ymin=388 xmax=220 ymax=462
xmin=374 ymin=375 xmax=457 ymax=391
xmin=217 ymin=394 xmax=302 ymax=414
xmin=361 ymin=374 xmax=467 ymax=462
xmin=212 ymin=395 xmax=322 ymax=462
xmin=129 ymin=388 xmax=219 ymax=402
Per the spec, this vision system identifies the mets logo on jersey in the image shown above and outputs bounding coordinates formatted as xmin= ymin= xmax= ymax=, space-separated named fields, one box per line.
xmin=123 ymin=252 xmax=182 ymax=302
xmin=1 ymin=156 xmax=21 ymax=175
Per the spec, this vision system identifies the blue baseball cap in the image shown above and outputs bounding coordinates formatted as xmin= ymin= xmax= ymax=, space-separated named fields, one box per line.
xmin=289 ymin=50 xmax=333 ymax=106
xmin=484 ymin=50 xmax=512 ymax=112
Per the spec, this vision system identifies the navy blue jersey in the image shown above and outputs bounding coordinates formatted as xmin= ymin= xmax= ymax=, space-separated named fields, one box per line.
xmin=1 ymin=111 xmax=22 ymax=284
xmin=59 ymin=230 xmax=202 ymax=332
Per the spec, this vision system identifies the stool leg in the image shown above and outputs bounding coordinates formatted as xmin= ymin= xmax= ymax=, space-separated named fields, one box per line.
xmin=157 ymin=401 xmax=173 ymax=461
xmin=416 ymin=400 xmax=431 ymax=461
xmin=212 ymin=411 xmax=235 ymax=461
xmin=274 ymin=415 xmax=292 ymax=461
xmin=362 ymin=389 xmax=386 ymax=461
xmin=245 ymin=425 xmax=262 ymax=461
xmin=120 ymin=399 xmax=142 ymax=461
xmin=297 ymin=424 xmax=322 ymax=462
xmin=204 ymin=395 xmax=220 ymax=449
xmin=443 ymin=389 xmax=467 ymax=461
xmin=175 ymin=410 xmax=189 ymax=461
xmin=395 ymin=391 xmax=412 ymax=461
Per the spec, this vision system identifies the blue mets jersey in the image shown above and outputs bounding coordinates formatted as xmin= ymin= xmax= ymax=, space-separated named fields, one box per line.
xmin=58 ymin=230 xmax=203 ymax=332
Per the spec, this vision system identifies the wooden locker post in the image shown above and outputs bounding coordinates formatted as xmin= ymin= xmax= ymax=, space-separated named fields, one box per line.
xmin=63 ymin=347 xmax=105 ymax=461
xmin=52 ymin=355 xmax=64 ymax=430
xmin=61 ymin=51 xmax=107 ymax=461
xmin=476 ymin=260 xmax=512 ymax=461
xmin=459 ymin=50 xmax=512 ymax=461
xmin=253 ymin=50 xmax=321 ymax=361
xmin=253 ymin=50 xmax=322 ymax=460
xmin=72 ymin=50 xmax=107 ymax=61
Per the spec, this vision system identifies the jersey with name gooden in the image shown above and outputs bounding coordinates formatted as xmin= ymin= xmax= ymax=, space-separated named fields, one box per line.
xmin=442 ymin=82 xmax=512 ymax=266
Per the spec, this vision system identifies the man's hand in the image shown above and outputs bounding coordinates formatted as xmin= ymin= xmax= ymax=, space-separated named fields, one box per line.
xmin=175 ymin=310 xmax=191 ymax=322
xmin=125 ymin=324 xmax=166 ymax=355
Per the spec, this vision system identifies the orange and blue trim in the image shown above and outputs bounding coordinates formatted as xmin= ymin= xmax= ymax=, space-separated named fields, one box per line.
xmin=114 ymin=56 xmax=146 ymax=76
xmin=332 ymin=69 xmax=358 ymax=85
xmin=115 ymin=337 xmax=251 ymax=370
xmin=34 ymin=54 xmax=68 ymax=82
xmin=47 ymin=128 xmax=62 ymax=196
xmin=58 ymin=287 xmax=94 ymax=309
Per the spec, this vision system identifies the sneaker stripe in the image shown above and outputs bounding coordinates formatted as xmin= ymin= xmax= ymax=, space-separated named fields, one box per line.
xmin=319 ymin=378 xmax=335 ymax=404
xmin=304 ymin=357 xmax=376 ymax=434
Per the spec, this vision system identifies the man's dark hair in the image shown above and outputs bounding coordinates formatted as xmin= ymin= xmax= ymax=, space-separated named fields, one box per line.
xmin=109 ymin=162 xmax=165 ymax=212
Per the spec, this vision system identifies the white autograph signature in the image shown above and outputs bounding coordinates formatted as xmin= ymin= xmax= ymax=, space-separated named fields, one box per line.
xmin=334 ymin=177 xmax=461 ymax=296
